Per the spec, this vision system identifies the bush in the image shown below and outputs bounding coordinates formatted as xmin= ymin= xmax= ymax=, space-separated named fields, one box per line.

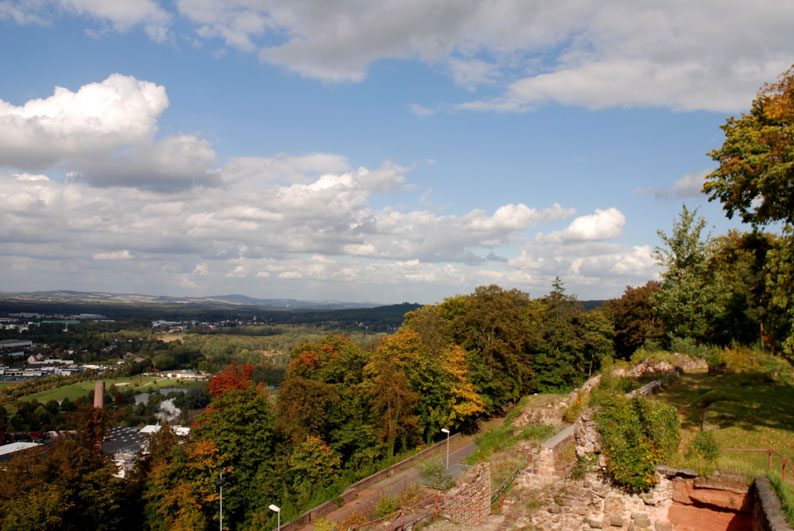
xmin=417 ymin=460 xmax=454 ymax=490
xmin=374 ymin=493 xmax=399 ymax=518
xmin=595 ymin=395 xmax=680 ymax=492
xmin=686 ymin=431 xmax=720 ymax=476
xmin=563 ymin=391 xmax=586 ymax=423
xmin=588 ymin=373 xmax=639 ymax=407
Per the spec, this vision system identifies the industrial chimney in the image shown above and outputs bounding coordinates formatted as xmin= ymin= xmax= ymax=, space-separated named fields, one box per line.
xmin=94 ymin=380 xmax=105 ymax=409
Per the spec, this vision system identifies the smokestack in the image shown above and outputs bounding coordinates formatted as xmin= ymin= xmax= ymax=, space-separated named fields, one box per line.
xmin=94 ymin=380 xmax=105 ymax=409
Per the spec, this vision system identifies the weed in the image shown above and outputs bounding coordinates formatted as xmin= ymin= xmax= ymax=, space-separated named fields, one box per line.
xmin=571 ymin=453 xmax=597 ymax=480
xmin=769 ymin=474 xmax=794 ymax=528
xmin=374 ymin=493 xmax=399 ymax=518
xmin=417 ymin=459 xmax=455 ymax=490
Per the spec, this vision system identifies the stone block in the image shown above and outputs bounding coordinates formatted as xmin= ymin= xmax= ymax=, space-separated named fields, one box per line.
xmin=588 ymin=517 xmax=604 ymax=528
xmin=610 ymin=516 xmax=624 ymax=527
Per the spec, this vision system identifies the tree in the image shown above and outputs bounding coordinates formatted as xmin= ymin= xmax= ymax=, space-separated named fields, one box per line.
xmin=766 ymin=228 xmax=794 ymax=357
xmin=705 ymin=64 xmax=794 ymax=227
xmin=704 ymin=65 xmax=794 ymax=356
xmin=652 ymin=205 xmax=725 ymax=342
xmin=603 ymin=281 xmax=665 ymax=358
xmin=0 ymin=438 xmax=124 ymax=530
xmin=365 ymin=333 xmax=420 ymax=457
xmin=279 ymin=334 xmax=374 ymax=467
xmin=192 ymin=379 xmax=279 ymax=527
xmin=441 ymin=285 xmax=539 ymax=411
xmin=533 ymin=278 xmax=587 ymax=390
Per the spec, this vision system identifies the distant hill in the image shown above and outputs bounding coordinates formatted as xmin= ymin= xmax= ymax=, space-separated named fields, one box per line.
xmin=0 ymin=290 xmax=379 ymax=310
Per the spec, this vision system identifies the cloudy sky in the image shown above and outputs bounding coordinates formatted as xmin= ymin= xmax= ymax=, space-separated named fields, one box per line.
xmin=1 ymin=1 xmax=792 ymax=304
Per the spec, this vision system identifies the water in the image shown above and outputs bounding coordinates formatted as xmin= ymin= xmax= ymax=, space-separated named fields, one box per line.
xmin=134 ymin=387 xmax=188 ymax=405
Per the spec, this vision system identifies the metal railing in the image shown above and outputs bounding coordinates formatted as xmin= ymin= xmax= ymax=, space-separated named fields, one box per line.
xmin=721 ymin=447 xmax=794 ymax=482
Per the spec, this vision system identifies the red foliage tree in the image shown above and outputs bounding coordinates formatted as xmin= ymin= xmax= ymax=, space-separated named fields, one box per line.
xmin=208 ymin=362 xmax=254 ymax=398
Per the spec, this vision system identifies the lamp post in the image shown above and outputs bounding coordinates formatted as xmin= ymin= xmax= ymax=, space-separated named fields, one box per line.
xmin=441 ymin=428 xmax=450 ymax=469
xmin=269 ymin=504 xmax=281 ymax=531
xmin=215 ymin=472 xmax=226 ymax=531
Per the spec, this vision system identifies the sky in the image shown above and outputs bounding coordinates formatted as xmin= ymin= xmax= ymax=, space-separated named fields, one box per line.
xmin=1 ymin=1 xmax=793 ymax=305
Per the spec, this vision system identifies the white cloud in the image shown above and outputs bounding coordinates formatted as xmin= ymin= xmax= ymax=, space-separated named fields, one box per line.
xmin=6 ymin=2 xmax=794 ymax=111
xmin=638 ymin=169 xmax=710 ymax=200
xmin=537 ymin=208 xmax=625 ymax=243
xmin=0 ymin=74 xmax=168 ymax=171
xmin=59 ymin=0 xmax=172 ymax=41
xmin=409 ymin=104 xmax=435 ymax=117
xmin=93 ymin=249 xmax=132 ymax=260
xmin=448 ymin=58 xmax=500 ymax=90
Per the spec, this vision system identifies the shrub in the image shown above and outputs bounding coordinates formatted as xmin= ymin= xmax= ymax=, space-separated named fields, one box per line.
xmin=338 ymin=511 xmax=368 ymax=529
xmin=595 ymin=395 xmax=680 ymax=492
xmin=563 ymin=391 xmax=586 ymax=423
xmin=588 ymin=373 xmax=639 ymax=407
xmin=374 ymin=493 xmax=399 ymax=518
xmin=685 ymin=430 xmax=720 ymax=476
xmin=417 ymin=460 xmax=455 ymax=490
xmin=311 ymin=517 xmax=337 ymax=531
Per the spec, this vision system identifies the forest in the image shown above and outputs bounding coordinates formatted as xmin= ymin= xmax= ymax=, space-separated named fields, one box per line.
xmin=0 ymin=65 xmax=793 ymax=530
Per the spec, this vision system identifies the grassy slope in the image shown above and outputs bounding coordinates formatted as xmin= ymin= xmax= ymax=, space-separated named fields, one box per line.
xmin=466 ymin=394 xmax=560 ymax=488
xmin=650 ymin=357 xmax=794 ymax=524
xmin=17 ymin=376 xmax=184 ymax=405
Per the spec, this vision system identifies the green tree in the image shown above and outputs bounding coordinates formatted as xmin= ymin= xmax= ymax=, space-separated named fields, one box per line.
xmin=705 ymin=65 xmax=794 ymax=226
xmin=365 ymin=333 xmax=421 ymax=457
xmin=766 ymin=228 xmax=794 ymax=357
xmin=652 ymin=205 xmax=725 ymax=343
xmin=192 ymin=379 xmax=279 ymax=527
xmin=533 ymin=278 xmax=587 ymax=390
xmin=441 ymin=285 xmax=539 ymax=411
xmin=704 ymin=65 xmax=794 ymax=356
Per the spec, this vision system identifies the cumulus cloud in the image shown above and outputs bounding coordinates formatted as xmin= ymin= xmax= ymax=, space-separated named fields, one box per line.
xmin=0 ymin=74 xmax=168 ymax=171
xmin=537 ymin=208 xmax=625 ymax=243
xmin=638 ymin=169 xmax=710 ymax=200
xmin=6 ymin=2 xmax=794 ymax=111
xmin=0 ymin=151 xmax=595 ymax=300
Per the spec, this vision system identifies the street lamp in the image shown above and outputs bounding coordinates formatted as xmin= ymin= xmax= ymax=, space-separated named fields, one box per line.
xmin=215 ymin=472 xmax=226 ymax=531
xmin=269 ymin=504 xmax=281 ymax=531
xmin=441 ymin=428 xmax=450 ymax=469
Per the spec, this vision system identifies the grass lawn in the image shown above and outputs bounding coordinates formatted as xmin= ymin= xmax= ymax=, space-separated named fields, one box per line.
xmin=655 ymin=370 xmax=794 ymax=489
xmin=15 ymin=376 xmax=188 ymax=405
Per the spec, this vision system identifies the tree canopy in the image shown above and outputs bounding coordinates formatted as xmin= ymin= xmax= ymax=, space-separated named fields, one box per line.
xmin=705 ymin=64 xmax=794 ymax=227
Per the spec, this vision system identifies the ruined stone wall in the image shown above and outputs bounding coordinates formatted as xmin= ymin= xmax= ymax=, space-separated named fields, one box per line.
xmin=515 ymin=424 xmax=577 ymax=490
xmin=441 ymin=462 xmax=491 ymax=526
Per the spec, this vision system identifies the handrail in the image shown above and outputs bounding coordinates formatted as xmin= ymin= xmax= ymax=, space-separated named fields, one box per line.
xmin=720 ymin=447 xmax=793 ymax=482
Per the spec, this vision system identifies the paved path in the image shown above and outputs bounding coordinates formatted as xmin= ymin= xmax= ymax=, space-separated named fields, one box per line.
xmin=298 ymin=433 xmax=481 ymax=529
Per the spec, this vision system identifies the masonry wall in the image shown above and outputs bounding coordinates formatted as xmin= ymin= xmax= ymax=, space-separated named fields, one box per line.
xmin=441 ymin=462 xmax=491 ymax=526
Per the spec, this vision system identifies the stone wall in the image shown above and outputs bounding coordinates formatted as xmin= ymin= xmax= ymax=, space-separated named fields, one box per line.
xmin=515 ymin=424 xmax=577 ymax=491
xmin=753 ymin=477 xmax=794 ymax=531
xmin=441 ymin=462 xmax=491 ymax=525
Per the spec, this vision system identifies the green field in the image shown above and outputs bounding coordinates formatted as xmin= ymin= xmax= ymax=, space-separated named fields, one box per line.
xmin=16 ymin=376 xmax=188 ymax=405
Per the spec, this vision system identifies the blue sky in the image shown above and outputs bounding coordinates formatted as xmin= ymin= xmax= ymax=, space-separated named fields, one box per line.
xmin=1 ymin=1 xmax=792 ymax=304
